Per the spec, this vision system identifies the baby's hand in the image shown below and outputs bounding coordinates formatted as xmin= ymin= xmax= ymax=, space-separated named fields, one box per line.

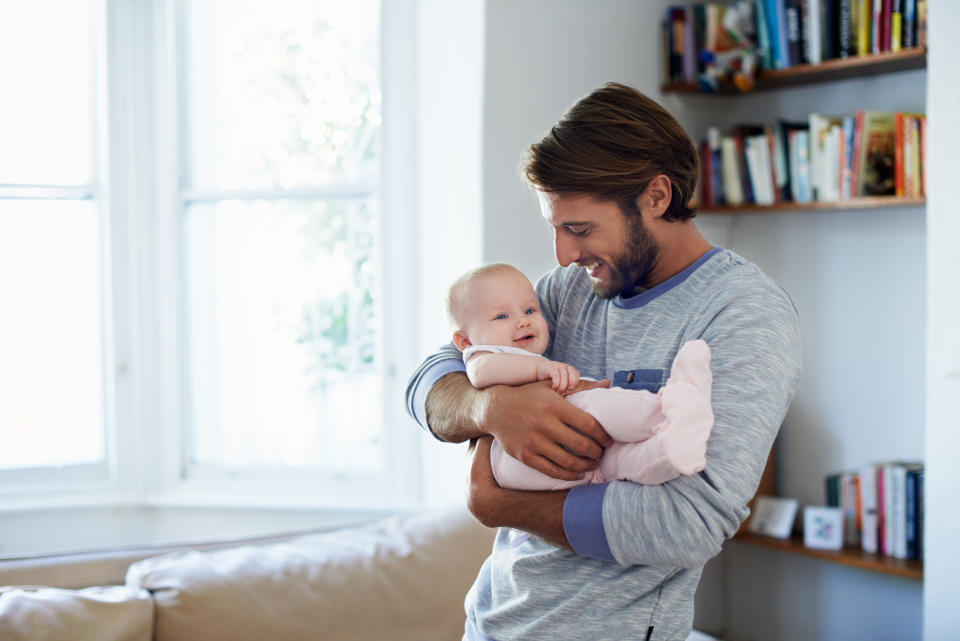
xmin=536 ymin=360 xmax=580 ymax=394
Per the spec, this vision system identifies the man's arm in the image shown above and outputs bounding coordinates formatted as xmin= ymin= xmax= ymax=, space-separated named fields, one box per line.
xmin=425 ymin=371 xmax=611 ymax=482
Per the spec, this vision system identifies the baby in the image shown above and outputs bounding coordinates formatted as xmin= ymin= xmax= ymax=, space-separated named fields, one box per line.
xmin=447 ymin=263 xmax=714 ymax=490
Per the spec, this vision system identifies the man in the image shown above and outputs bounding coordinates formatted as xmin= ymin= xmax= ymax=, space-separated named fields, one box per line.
xmin=405 ymin=83 xmax=802 ymax=641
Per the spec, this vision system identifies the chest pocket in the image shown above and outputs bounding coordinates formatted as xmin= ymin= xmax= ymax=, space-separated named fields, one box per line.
xmin=612 ymin=368 xmax=666 ymax=393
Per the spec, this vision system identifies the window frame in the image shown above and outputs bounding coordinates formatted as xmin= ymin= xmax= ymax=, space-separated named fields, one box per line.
xmin=0 ymin=0 xmax=423 ymax=514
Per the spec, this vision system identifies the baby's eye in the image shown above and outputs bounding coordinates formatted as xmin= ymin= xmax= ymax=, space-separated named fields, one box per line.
xmin=524 ymin=308 xmax=537 ymax=315
xmin=494 ymin=313 xmax=508 ymax=320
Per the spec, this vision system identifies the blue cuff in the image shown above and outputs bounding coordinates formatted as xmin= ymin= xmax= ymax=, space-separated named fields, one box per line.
xmin=563 ymin=483 xmax=615 ymax=562
xmin=412 ymin=359 xmax=466 ymax=434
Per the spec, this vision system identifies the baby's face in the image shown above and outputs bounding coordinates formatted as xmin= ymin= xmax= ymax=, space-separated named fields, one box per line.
xmin=461 ymin=269 xmax=549 ymax=355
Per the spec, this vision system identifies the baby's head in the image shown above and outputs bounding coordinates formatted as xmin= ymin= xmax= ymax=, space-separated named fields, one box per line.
xmin=447 ymin=263 xmax=550 ymax=355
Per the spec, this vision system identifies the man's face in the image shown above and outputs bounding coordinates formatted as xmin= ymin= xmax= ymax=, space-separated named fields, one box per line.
xmin=539 ymin=192 xmax=660 ymax=298
xmin=460 ymin=269 xmax=550 ymax=355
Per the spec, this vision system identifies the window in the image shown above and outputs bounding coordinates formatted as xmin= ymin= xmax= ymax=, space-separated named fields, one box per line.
xmin=180 ymin=1 xmax=386 ymax=478
xmin=0 ymin=0 xmax=109 ymax=485
xmin=0 ymin=0 xmax=419 ymax=512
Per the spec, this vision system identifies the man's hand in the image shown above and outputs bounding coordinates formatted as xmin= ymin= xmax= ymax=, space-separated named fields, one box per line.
xmin=465 ymin=436 xmax=571 ymax=550
xmin=477 ymin=379 xmax=613 ymax=482
xmin=536 ymin=359 xmax=580 ymax=394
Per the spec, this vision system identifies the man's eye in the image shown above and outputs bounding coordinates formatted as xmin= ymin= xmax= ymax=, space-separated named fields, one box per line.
xmin=568 ymin=227 xmax=589 ymax=236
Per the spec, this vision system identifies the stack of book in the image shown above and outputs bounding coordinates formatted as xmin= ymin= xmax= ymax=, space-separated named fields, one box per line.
xmin=825 ymin=462 xmax=924 ymax=560
xmin=663 ymin=0 xmax=928 ymax=85
xmin=698 ymin=109 xmax=925 ymax=208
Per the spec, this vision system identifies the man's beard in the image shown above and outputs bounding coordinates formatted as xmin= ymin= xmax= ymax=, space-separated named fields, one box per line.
xmin=590 ymin=214 xmax=660 ymax=299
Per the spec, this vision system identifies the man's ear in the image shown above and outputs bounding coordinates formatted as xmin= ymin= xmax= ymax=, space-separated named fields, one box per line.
xmin=637 ymin=174 xmax=673 ymax=220
xmin=452 ymin=331 xmax=472 ymax=351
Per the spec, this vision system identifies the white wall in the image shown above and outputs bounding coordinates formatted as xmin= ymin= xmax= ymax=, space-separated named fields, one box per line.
xmin=924 ymin=1 xmax=960 ymax=637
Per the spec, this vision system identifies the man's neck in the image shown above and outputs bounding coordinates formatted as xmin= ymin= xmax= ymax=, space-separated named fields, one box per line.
xmin=644 ymin=223 xmax=715 ymax=289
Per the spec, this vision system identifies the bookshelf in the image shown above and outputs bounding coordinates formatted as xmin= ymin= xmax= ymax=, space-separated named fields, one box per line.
xmin=733 ymin=532 xmax=923 ymax=580
xmin=662 ymin=47 xmax=927 ymax=94
xmin=699 ymin=195 xmax=925 ymax=214
xmin=661 ymin=18 xmax=927 ymax=630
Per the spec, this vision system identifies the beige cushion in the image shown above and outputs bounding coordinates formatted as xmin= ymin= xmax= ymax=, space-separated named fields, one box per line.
xmin=128 ymin=507 xmax=495 ymax=641
xmin=0 ymin=585 xmax=152 ymax=641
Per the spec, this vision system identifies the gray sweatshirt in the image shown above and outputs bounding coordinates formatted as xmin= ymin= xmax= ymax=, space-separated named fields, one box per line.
xmin=405 ymin=248 xmax=802 ymax=641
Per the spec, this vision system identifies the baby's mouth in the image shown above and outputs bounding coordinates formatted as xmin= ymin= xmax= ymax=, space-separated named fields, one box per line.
xmin=514 ymin=334 xmax=536 ymax=344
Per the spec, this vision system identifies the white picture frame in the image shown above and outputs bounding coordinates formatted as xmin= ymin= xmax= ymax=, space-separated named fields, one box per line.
xmin=747 ymin=495 xmax=799 ymax=539
xmin=803 ymin=506 xmax=844 ymax=550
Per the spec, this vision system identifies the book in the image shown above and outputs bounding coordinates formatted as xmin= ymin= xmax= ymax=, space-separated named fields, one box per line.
xmin=905 ymin=466 xmax=921 ymax=559
xmin=854 ymin=110 xmax=896 ymax=196
xmin=871 ymin=0 xmax=883 ymax=53
xmin=882 ymin=0 xmax=893 ymax=52
xmin=822 ymin=0 xmax=839 ymax=60
xmin=721 ymin=136 xmax=745 ymax=205
xmin=903 ymin=0 xmax=916 ymax=48
xmin=917 ymin=0 xmax=927 ymax=47
xmin=755 ymin=0 xmax=776 ymax=69
xmin=859 ymin=464 xmax=879 ymax=553
xmin=683 ymin=6 xmax=698 ymax=83
xmin=916 ymin=469 xmax=925 ymax=560
xmin=790 ymin=129 xmax=813 ymax=202
xmin=840 ymin=115 xmax=856 ymax=200
xmin=708 ymin=126 xmax=725 ymax=204
xmin=768 ymin=123 xmax=788 ymax=201
xmin=894 ymin=112 xmax=905 ymax=196
xmin=838 ymin=0 xmax=854 ymax=57
xmin=891 ymin=0 xmax=903 ymax=51
xmin=805 ymin=0 xmax=823 ymax=65
xmin=891 ymin=464 xmax=907 ymax=558
xmin=774 ymin=0 xmax=792 ymax=67
xmin=785 ymin=0 xmax=805 ymax=65
xmin=856 ymin=0 xmax=871 ymax=56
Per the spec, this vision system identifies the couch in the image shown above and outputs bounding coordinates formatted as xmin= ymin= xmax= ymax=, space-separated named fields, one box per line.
xmin=0 ymin=507 xmax=496 ymax=641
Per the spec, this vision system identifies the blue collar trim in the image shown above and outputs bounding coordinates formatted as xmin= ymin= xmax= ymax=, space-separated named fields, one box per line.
xmin=613 ymin=246 xmax=721 ymax=309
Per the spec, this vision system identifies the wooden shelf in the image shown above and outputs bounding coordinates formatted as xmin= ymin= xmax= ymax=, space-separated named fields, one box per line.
xmin=699 ymin=196 xmax=924 ymax=214
xmin=662 ymin=47 xmax=927 ymax=94
xmin=733 ymin=532 xmax=923 ymax=580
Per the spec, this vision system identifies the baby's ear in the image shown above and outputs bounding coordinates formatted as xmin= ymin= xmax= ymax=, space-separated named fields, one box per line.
xmin=452 ymin=331 xmax=472 ymax=351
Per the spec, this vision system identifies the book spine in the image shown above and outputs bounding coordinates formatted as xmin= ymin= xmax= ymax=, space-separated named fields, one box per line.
xmin=822 ymin=0 xmax=839 ymax=60
xmin=838 ymin=0 xmax=853 ymax=57
xmin=881 ymin=0 xmax=893 ymax=52
xmin=683 ymin=7 xmax=697 ymax=83
xmin=850 ymin=109 xmax=865 ymax=197
xmin=808 ymin=0 xmax=824 ymax=64
xmin=856 ymin=0 xmax=872 ymax=56
xmin=860 ymin=464 xmax=879 ymax=554
xmin=777 ymin=0 xmax=793 ymax=67
xmin=905 ymin=468 xmax=918 ymax=559
xmin=892 ymin=464 xmax=907 ymax=559
xmin=795 ymin=129 xmax=812 ymax=202
xmin=918 ymin=114 xmax=926 ymax=196
xmin=917 ymin=470 xmax=925 ymax=560
xmin=721 ymin=137 xmax=745 ymax=205
xmin=841 ymin=116 xmax=855 ymax=200
xmin=786 ymin=0 xmax=805 ymax=65
xmin=876 ymin=465 xmax=887 ymax=554
xmin=891 ymin=0 xmax=903 ymax=51
xmin=903 ymin=0 xmax=916 ymax=48
xmin=883 ymin=464 xmax=895 ymax=556
xmin=895 ymin=112 xmax=904 ymax=196
xmin=917 ymin=0 xmax=927 ymax=47
xmin=872 ymin=0 xmax=883 ymax=53
xmin=756 ymin=0 xmax=777 ymax=69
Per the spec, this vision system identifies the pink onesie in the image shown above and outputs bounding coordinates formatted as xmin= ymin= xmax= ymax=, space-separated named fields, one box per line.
xmin=469 ymin=340 xmax=714 ymax=491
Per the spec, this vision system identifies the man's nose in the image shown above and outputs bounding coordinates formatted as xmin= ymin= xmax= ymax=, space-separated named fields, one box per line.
xmin=554 ymin=230 xmax=580 ymax=267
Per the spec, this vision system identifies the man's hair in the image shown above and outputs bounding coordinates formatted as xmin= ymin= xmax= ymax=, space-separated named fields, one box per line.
xmin=446 ymin=263 xmax=523 ymax=330
xmin=523 ymin=82 xmax=699 ymax=221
